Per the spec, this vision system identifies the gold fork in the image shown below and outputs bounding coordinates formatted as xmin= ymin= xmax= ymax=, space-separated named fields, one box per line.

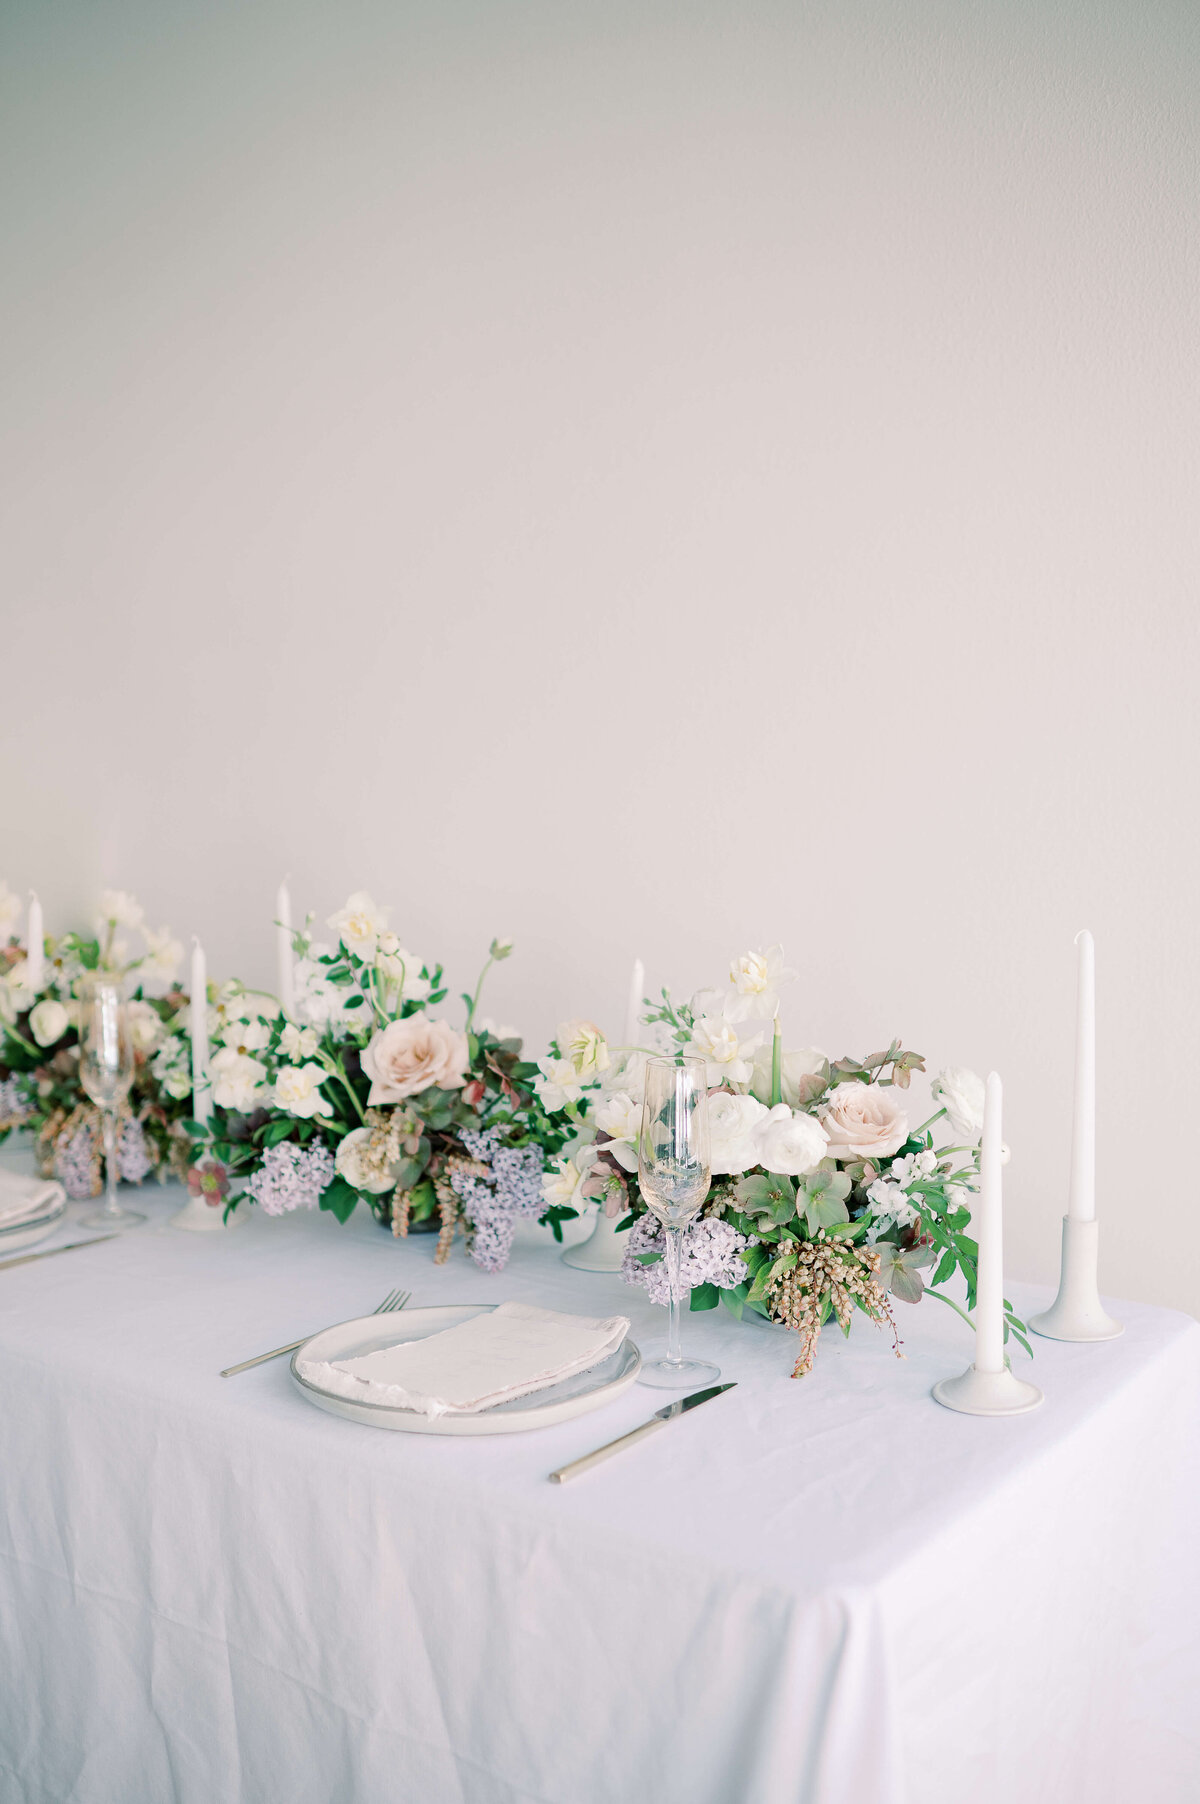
xmin=220 ymin=1287 xmax=411 ymax=1376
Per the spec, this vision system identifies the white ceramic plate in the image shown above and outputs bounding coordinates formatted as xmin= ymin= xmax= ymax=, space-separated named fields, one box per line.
xmin=0 ymin=1197 xmax=68 ymax=1253
xmin=290 ymin=1303 xmax=641 ymax=1435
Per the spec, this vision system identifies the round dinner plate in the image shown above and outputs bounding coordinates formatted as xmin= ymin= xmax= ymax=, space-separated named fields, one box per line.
xmin=290 ymin=1303 xmax=642 ymax=1435
xmin=0 ymin=1197 xmax=68 ymax=1253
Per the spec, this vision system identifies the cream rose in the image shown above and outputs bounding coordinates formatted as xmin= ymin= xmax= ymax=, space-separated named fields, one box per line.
xmin=362 ymin=1016 xmax=469 ymax=1103
xmin=754 ymin=1103 xmax=829 ymax=1176
xmin=820 ymin=1082 xmax=908 ymax=1162
xmin=29 ymin=998 xmax=70 ymax=1047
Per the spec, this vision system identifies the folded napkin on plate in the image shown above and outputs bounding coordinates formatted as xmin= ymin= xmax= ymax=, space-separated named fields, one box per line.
xmin=0 ymin=1172 xmax=66 ymax=1227
xmin=298 ymin=1301 xmax=630 ymax=1417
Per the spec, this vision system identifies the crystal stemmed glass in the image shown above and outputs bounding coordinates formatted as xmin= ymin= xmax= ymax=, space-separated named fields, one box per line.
xmin=636 ymin=1055 xmax=720 ymax=1389
xmin=77 ymin=974 xmax=145 ymax=1231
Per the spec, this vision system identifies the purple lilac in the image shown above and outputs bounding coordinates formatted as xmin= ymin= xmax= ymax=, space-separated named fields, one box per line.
xmin=621 ymin=1214 xmax=753 ymax=1305
xmin=247 ymin=1142 xmax=336 ymax=1215
xmin=451 ymin=1128 xmax=546 ymax=1273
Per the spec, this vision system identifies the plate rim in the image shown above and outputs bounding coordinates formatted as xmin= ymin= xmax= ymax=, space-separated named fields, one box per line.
xmin=289 ymin=1302 xmax=640 ymax=1419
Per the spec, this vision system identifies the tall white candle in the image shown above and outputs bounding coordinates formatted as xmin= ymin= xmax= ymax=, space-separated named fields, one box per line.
xmin=190 ymin=937 xmax=212 ymax=1124
xmin=276 ymin=879 xmax=296 ymax=1018
xmin=25 ymin=892 xmax=44 ymax=992
xmin=974 ymin=1071 xmax=1007 ymax=1375
xmin=623 ymin=957 xmax=645 ymax=1046
xmin=1067 ymin=929 xmax=1095 ymax=1222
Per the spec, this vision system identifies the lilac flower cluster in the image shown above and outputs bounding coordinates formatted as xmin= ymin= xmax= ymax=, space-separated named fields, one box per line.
xmin=0 ymin=1076 xmax=31 ymax=1130
xmin=247 ymin=1142 xmax=336 ymax=1216
xmin=621 ymin=1213 xmax=753 ymax=1305
xmin=117 ymin=1117 xmax=153 ymax=1184
xmin=450 ymin=1127 xmax=546 ymax=1273
xmin=55 ymin=1123 xmax=99 ymax=1199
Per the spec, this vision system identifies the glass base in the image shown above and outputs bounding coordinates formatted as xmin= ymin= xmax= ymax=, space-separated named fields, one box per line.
xmin=79 ymin=1204 xmax=146 ymax=1231
xmin=638 ymin=1355 xmax=721 ymax=1390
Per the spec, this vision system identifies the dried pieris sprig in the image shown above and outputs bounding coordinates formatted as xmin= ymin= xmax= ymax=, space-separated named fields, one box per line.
xmin=767 ymin=1231 xmax=901 ymax=1378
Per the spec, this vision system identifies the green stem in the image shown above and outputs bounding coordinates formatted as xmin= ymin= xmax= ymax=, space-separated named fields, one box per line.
xmin=4 ymin=1025 xmax=45 ymax=1060
xmin=770 ymin=1018 xmax=783 ymax=1108
xmin=924 ymin=1287 xmax=976 ymax=1333
xmin=911 ymin=1106 xmax=948 ymax=1139
xmin=320 ymin=1052 xmax=367 ymax=1124
xmin=465 ymin=955 xmax=495 ymax=1031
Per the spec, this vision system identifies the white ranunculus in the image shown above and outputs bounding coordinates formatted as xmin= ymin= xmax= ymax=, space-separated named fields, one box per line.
xmin=273 ymin=1062 xmax=333 ymax=1119
xmin=97 ymin=890 xmax=144 ymax=930
xmin=541 ymin=1155 xmax=584 ymax=1210
xmin=279 ymin=1022 xmax=320 ymax=1061
xmin=29 ymin=998 xmax=70 ymax=1047
xmin=558 ymin=1019 xmax=610 ymax=1081
xmin=749 ymin=1043 xmax=829 ymax=1107
xmin=335 ymin=1126 xmax=396 ymax=1194
xmin=754 ymin=1104 xmax=830 ymax=1176
xmin=327 ymin=892 xmax=388 ymax=963
xmin=534 ymin=1056 xmax=584 ymax=1112
xmin=708 ymin=1091 xmax=771 ymax=1176
xmin=210 ymin=1047 xmax=269 ymax=1112
xmin=600 ymin=1047 xmax=650 ymax=1100
xmin=0 ymin=882 xmax=21 ymax=937
xmin=221 ymin=1016 xmax=272 ymax=1055
xmin=684 ymin=1015 xmax=764 ymax=1087
xmin=932 ymin=1067 xmax=986 ymax=1143
xmin=126 ymin=1000 xmax=165 ymax=1053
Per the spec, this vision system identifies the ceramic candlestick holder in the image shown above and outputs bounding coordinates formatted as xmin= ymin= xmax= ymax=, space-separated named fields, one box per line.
xmin=171 ymin=1192 xmax=246 ymax=1232
xmin=932 ymin=1362 xmax=1044 ymax=1416
xmin=562 ymin=1208 xmax=626 ymax=1272
xmin=1030 ymin=1215 xmax=1122 ymax=1342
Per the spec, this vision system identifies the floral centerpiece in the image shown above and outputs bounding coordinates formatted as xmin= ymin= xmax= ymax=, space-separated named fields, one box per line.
xmin=0 ymin=884 xmax=193 ymax=1195
xmin=189 ymin=893 xmax=574 ymax=1269
xmin=535 ymin=946 xmax=1030 ymax=1376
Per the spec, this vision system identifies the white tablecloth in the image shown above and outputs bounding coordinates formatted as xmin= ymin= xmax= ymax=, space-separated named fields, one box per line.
xmin=1 ymin=1159 xmax=1197 ymax=1804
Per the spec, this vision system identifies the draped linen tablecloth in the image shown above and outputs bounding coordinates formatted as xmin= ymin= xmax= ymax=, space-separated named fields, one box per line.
xmin=1 ymin=1154 xmax=1197 ymax=1804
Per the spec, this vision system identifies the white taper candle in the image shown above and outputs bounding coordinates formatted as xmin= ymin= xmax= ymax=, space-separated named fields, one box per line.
xmin=25 ymin=892 xmax=44 ymax=991
xmin=623 ymin=958 xmax=645 ymax=1047
xmin=276 ymin=879 xmax=296 ymax=1018
xmin=190 ymin=937 xmax=212 ymax=1124
xmin=974 ymin=1072 xmax=1007 ymax=1375
xmin=1067 ymin=929 xmax=1095 ymax=1222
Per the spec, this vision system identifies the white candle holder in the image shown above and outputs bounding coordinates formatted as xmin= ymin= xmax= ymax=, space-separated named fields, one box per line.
xmin=171 ymin=1193 xmax=246 ymax=1232
xmin=562 ymin=1209 xmax=626 ymax=1272
xmin=932 ymin=1362 xmax=1044 ymax=1416
xmin=1030 ymin=1216 xmax=1122 ymax=1342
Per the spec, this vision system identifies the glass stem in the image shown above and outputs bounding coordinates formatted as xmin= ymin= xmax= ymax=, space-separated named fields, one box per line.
xmin=103 ymin=1110 xmax=119 ymax=1217
xmin=665 ymin=1224 xmax=684 ymax=1366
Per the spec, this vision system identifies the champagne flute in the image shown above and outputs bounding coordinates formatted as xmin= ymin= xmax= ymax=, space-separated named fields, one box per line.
xmin=77 ymin=974 xmax=145 ymax=1231
xmin=636 ymin=1055 xmax=720 ymax=1388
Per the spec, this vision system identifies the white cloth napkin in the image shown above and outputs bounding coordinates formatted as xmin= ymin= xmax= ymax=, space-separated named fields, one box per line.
xmin=0 ymin=1172 xmax=66 ymax=1228
xmin=298 ymin=1301 xmax=630 ymax=1418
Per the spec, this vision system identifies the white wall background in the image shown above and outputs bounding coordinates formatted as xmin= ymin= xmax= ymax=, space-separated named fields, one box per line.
xmin=2 ymin=1 xmax=1197 ymax=1311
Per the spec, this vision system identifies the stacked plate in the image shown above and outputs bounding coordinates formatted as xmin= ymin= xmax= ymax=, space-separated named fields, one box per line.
xmin=0 ymin=1175 xmax=68 ymax=1254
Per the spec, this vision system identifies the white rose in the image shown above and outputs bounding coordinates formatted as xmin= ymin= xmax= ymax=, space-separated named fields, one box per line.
xmin=211 ymin=1047 xmax=269 ymax=1111
xmin=749 ymin=1044 xmax=829 ymax=1107
xmin=541 ymin=1156 xmax=584 ymax=1210
xmin=820 ymin=1082 xmax=908 ymax=1162
xmin=97 ymin=890 xmax=144 ymax=930
xmin=593 ymin=1090 xmax=642 ymax=1173
xmin=754 ymin=1103 xmax=829 ymax=1176
xmin=327 ymin=891 xmax=388 ymax=962
xmin=273 ymin=1062 xmax=333 ymax=1119
xmin=932 ymin=1067 xmax=986 ymax=1143
xmin=29 ymin=998 xmax=70 ymax=1047
xmin=708 ymin=1091 xmax=770 ymax=1176
xmin=534 ymin=1056 xmax=583 ymax=1112
xmin=335 ymin=1126 xmax=396 ymax=1194
xmin=221 ymin=1016 xmax=272 ymax=1055
xmin=558 ymin=1019 xmax=610 ymax=1081
xmin=126 ymin=1000 xmax=165 ymax=1053
xmin=279 ymin=1022 xmax=320 ymax=1061
xmin=684 ymin=1015 xmax=764 ymax=1087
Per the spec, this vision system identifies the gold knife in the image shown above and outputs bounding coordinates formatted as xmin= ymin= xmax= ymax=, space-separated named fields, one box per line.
xmin=0 ymin=1233 xmax=119 ymax=1271
xmin=549 ymin=1382 xmax=736 ymax=1483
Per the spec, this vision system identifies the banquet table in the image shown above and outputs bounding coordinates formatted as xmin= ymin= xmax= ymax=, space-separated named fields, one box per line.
xmin=2 ymin=1157 xmax=1198 ymax=1804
